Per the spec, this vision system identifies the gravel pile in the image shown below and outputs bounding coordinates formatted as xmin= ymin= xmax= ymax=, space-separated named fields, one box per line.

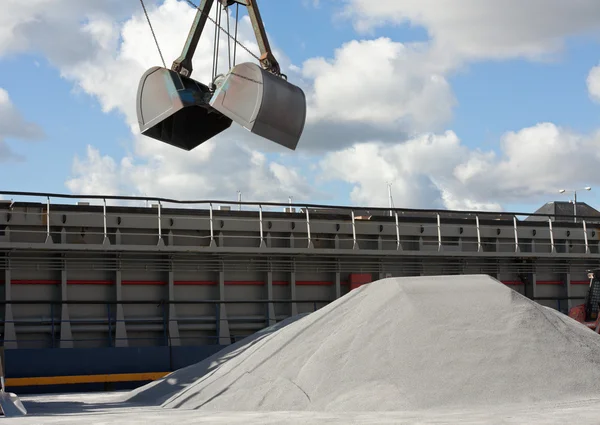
xmin=129 ymin=275 xmax=600 ymax=411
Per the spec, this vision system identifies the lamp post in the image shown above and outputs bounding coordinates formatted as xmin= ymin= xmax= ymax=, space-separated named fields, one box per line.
xmin=558 ymin=187 xmax=591 ymax=223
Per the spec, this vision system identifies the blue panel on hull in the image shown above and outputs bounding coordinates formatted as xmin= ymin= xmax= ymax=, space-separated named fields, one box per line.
xmin=171 ymin=345 xmax=225 ymax=370
xmin=5 ymin=347 xmax=171 ymax=378
xmin=3 ymin=345 xmax=228 ymax=395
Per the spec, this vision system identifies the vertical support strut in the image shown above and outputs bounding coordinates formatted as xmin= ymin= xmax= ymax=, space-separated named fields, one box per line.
xmin=59 ymin=260 xmax=73 ymax=348
xmin=548 ymin=217 xmax=555 ymax=253
xmin=351 ymin=210 xmax=358 ymax=250
xmin=436 ymin=213 xmax=442 ymax=252
xmin=259 ymin=204 xmax=265 ymax=248
xmin=102 ymin=198 xmax=110 ymax=246
xmin=513 ymin=216 xmax=519 ymax=253
xmin=476 ymin=215 xmax=482 ymax=252
xmin=305 ymin=208 xmax=313 ymax=248
xmin=115 ymin=264 xmax=128 ymax=347
xmin=289 ymin=259 xmax=298 ymax=316
xmin=395 ymin=211 xmax=402 ymax=250
xmin=218 ymin=265 xmax=231 ymax=345
xmin=209 ymin=203 xmax=216 ymax=247
xmin=45 ymin=196 xmax=52 ymax=244
xmin=167 ymin=267 xmax=181 ymax=346
xmin=583 ymin=220 xmax=590 ymax=254
xmin=4 ymin=262 xmax=17 ymax=349
xmin=157 ymin=201 xmax=164 ymax=246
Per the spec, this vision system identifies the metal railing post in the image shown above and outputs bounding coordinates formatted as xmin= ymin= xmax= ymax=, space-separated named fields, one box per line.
xmin=395 ymin=211 xmax=401 ymax=250
xmin=476 ymin=215 xmax=482 ymax=252
xmin=548 ymin=217 xmax=555 ymax=253
xmin=259 ymin=204 xmax=265 ymax=247
xmin=513 ymin=216 xmax=519 ymax=252
xmin=45 ymin=196 xmax=51 ymax=243
xmin=102 ymin=198 xmax=109 ymax=245
xmin=305 ymin=208 xmax=313 ymax=248
xmin=157 ymin=201 xmax=162 ymax=241
xmin=351 ymin=210 xmax=358 ymax=249
xmin=209 ymin=203 xmax=215 ymax=246
xmin=583 ymin=219 xmax=590 ymax=254
xmin=436 ymin=213 xmax=442 ymax=252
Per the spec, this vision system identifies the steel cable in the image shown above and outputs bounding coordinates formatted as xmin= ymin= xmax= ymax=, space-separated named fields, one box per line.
xmin=138 ymin=0 xmax=167 ymax=68
xmin=183 ymin=0 xmax=261 ymax=63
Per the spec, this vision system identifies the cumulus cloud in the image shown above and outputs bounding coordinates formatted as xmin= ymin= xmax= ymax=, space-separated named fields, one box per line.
xmin=3 ymin=0 xmax=600 ymax=212
xmin=62 ymin=0 xmax=265 ymax=129
xmin=7 ymin=0 xmax=461 ymax=202
xmin=318 ymin=123 xmax=600 ymax=210
xmin=65 ymin=138 xmax=316 ymax=204
xmin=0 ymin=87 xmax=45 ymax=162
xmin=588 ymin=65 xmax=600 ymax=103
xmin=342 ymin=0 xmax=600 ymax=61
xmin=2 ymin=0 xmax=315 ymax=202
xmin=301 ymin=38 xmax=456 ymax=136
xmin=0 ymin=0 xmax=143 ymax=62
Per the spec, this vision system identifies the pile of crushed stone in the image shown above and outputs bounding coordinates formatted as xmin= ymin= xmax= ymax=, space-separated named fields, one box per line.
xmin=126 ymin=275 xmax=600 ymax=412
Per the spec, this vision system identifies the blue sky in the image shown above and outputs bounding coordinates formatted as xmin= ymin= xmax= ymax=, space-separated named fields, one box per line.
xmin=1 ymin=0 xmax=600 ymax=214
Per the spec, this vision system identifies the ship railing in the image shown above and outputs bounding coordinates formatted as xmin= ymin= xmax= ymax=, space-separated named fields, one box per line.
xmin=0 ymin=191 xmax=599 ymax=255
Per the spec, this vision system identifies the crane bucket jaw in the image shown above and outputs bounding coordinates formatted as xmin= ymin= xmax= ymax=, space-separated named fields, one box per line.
xmin=135 ymin=0 xmax=306 ymax=151
xmin=209 ymin=62 xmax=306 ymax=150
xmin=136 ymin=66 xmax=232 ymax=151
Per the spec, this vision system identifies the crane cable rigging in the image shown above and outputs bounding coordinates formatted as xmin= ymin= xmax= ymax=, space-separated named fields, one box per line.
xmin=135 ymin=0 xmax=307 ymax=153
xmin=138 ymin=0 xmax=262 ymax=80
xmin=138 ymin=0 xmax=166 ymax=68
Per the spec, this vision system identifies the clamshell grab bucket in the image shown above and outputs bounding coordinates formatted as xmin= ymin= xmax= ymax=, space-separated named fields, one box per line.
xmin=209 ymin=62 xmax=307 ymax=150
xmin=136 ymin=66 xmax=232 ymax=151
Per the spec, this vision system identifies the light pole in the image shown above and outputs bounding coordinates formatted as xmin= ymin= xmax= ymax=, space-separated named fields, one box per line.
xmin=558 ymin=187 xmax=591 ymax=223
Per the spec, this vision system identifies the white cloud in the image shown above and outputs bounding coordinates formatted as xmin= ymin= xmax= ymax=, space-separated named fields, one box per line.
xmin=3 ymin=0 xmax=600 ymax=212
xmin=302 ymin=38 xmax=455 ymax=134
xmin=342 ymin=0 xmax=600 ymax=61
xmin=2 ymin=0 xmax=315 ymax=202
xmin=588 ymin=65 xmax=600 ymax=103
xmin=4 ymin=0 xmax=460 ymax=202
xmin=65 ymin=145 xmax=127 ymax=196
xmin=62 ymin=0 xmax=265 ymax=129
xmin=66 ymin=137 xmax=316 ymax=204
xmin=318 ymin=123 xmax=600 ymax=210
xmin=0 ymin=87 xmax=45 ymax=162
xmin=0 ymin=0 xmax=142 ymax=62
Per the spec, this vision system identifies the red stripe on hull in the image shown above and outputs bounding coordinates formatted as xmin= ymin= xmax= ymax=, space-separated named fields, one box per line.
xmin=297 ymin=281 xmax=333 ymax=286
xmin=69 ymin=280 xmax=113 ymax=285
xmin=122 ymin=280 xmax=166 ymax=285
xmin=536 ymin=280 xmax=563 ymax=285
xmin=501 ymin=281 xmax=523 ymax=286
xmin=11 ymin=280 xmax=60 ymax=285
